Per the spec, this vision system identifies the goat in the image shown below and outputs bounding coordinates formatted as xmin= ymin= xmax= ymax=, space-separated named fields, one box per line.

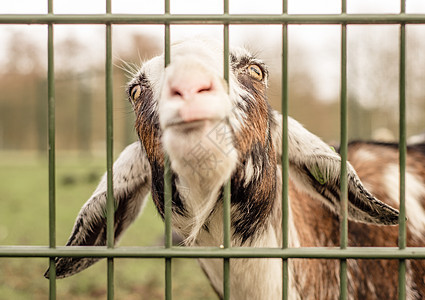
xmin=45 ymin=39 xmax=425 ymax=299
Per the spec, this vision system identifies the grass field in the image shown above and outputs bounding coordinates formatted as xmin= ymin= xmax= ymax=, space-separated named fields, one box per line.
xmin=0 ymin=152 xmax=216 ymax=299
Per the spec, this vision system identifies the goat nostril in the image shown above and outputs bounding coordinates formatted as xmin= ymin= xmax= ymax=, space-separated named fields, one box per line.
xmin=197 ymin=84 xmax=212 ymax=94
xmin=171 ymin=89 xmax=183 ymax=97
xmin=169 ymin=81 xmax=214 ymax=100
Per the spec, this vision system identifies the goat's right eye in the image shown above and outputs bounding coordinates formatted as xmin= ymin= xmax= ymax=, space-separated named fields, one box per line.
xmin=248 ymin=64 xmax=263 ymax=81
xmin=130 ymin=85 xmax=142 ymax=102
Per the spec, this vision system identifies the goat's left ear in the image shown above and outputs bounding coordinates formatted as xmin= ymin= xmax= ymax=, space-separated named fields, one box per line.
xmin=44 ymin=142 xmax=152 ymax=279
xmin=273 ymin=113 xmax=399 ymax=225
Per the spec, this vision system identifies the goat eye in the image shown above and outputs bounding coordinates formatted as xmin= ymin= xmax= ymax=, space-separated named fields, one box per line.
xmin=130 ymin=85 xmax=142 ymax=102
xmin=248 ymin=64 xmax=263 ymax=81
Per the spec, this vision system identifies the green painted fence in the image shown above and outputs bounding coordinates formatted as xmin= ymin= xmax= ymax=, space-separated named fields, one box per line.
xmin=0 ymin=0 xmax=424 ymax=299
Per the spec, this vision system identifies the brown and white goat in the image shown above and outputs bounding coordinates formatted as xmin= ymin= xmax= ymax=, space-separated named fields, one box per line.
xmin=45 ymin=39 xmax=425 ymax=299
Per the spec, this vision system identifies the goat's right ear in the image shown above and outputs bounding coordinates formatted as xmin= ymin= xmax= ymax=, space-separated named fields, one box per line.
xmin=44 ymin=142 xmax=152 ymax=279
xmin=273 ymin=114 xmax=399 ymax=226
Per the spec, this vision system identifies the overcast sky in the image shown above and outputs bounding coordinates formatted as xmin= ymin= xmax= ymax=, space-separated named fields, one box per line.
xmin=1 ymin=0 xmax=425 ymax=102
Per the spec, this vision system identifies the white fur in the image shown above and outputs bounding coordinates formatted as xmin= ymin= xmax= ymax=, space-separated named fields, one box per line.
xmin=80 ymin=142 xmax=151 ymax=240
xmin=384 ymin=164 xmax=425 ymax=238
xmin=197 ymin=218 xmax=283 ymax=300
xmin=408 ymin=133 xmax=425 ymax=145
xmin=352 ymin=148 xmax=378 ymax=162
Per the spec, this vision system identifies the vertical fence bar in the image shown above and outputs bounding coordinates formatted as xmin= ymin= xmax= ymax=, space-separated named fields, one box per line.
xmin=106 ymin=0 xmax=114 ymax=299
xmin=339 ymin=1 xmax=348 ymax=299
xmin=339 ymin=24 xmax=348 ymax=300
xmin=164 ymin=1 xmax=172 ymax=299
xmin=223 ymin=1 xmax=231 ymax=298
xmin=398 ymin=1 xmax=407 ymax=299
xmin=223 ymin=181 xmax=231 ymax=300
xmin=281 ymin=1 xmax=289 ymax=299
xmin=47 ymin=0 xmax=56 ymax=298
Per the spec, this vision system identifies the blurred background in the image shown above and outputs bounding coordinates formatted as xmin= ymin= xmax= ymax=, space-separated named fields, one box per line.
xmin=1 ymin=0 xmax=425 ymax=299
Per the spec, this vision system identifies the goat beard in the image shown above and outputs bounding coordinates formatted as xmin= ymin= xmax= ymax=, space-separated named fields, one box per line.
xmin=161 ymin=120 xmax=239 ymax=244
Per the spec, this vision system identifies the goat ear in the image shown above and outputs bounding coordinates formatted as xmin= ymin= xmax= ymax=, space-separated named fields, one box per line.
xmin=44 ymin=142 xmax=152 ymax=279
xmin=273 ymin=114 xmax=399 ymax=225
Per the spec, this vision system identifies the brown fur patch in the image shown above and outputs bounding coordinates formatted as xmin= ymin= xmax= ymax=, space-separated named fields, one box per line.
xmin=234 ymin=74 xmax=270 ymax=155
xmin=347 ymin=142 xmax=425 ymax=299
xmin=285 ymin=142 xmax=425 ymax=299
xmin=230 ymin=72 xmax=278 ymax=243
xmin=133 ymin=95 xmax=164 ymax=166
xmin=289 ymin=180 xmax=341 ymax=299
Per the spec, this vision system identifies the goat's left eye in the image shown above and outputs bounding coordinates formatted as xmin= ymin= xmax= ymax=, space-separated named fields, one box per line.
xmin=130 ymin=85 xmax=142 ymax=102
xmin=248 ymin=64 xmax=263 ymax=81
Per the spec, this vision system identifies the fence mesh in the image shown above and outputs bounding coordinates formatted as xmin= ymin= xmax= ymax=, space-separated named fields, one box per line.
xmin=1 ymin=0 xmax=424 ymax=299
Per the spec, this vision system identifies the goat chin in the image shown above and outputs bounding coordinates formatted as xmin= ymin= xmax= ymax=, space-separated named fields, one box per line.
xmin=163 ymin=121 xmax=237 ymax=180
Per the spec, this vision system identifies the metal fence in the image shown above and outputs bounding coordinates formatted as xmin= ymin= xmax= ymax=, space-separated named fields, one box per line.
xmin=1 ymin=0 xmax=425 ymax=299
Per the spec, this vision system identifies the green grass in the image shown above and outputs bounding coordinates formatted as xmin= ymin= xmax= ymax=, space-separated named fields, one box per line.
xmin=0 ymin=152 xmax=216 ymax=299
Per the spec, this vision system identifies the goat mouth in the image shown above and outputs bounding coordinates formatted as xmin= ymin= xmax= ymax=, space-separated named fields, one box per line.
xmin=165 ymin=118 xmax=220 ymax=132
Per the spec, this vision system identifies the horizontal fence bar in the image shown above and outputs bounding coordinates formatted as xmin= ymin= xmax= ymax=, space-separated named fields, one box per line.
xmin=2 ymin=246 xmax=425 ymax=259
xmin=1 ymin=13 xmax=425 ymax=24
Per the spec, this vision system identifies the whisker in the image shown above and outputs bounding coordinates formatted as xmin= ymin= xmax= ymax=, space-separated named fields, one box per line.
xmin=113 ymin=56 xmax=141 ymax=79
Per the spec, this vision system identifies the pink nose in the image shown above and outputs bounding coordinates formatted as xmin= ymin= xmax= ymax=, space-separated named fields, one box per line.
xmin=169 ymin=76 xmax=214 ymax=101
